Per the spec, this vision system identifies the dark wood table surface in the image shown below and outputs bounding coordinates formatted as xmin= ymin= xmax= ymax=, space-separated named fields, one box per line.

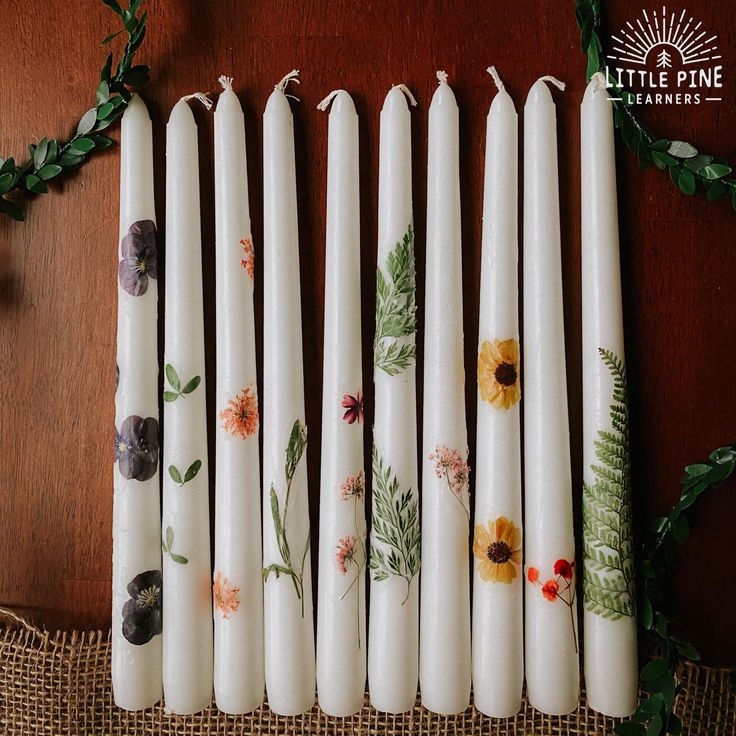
xmin=1 ymin=0 xmax=734 ymax=665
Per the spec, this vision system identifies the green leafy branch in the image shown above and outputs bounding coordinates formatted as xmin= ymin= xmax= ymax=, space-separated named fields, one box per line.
xmin=615 ymin=446 xmax=736 ymax=736
xmin=575 ymin=0 xmax=736 ymax=208
xmin=168 ymin=459 xmax=202 ymax=486
xmin=0 ymin=0 xmax=149 ymax=221
xmin=374 ymin=223 xmax=417 ymax=376
xmin=164 ymin=363 xmax=201 ymax=402
xmin=262 ymin=420 xmax=311 ymax=617
xmin=583 ymin=348 xmax=636 ymax=621
xmin=369 ymin=443 xmax=420 ymax=604
xmin=161 ymin=525 xmax=188 ymax=565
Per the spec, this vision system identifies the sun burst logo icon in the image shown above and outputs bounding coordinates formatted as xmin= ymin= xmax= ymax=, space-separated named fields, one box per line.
xmin=607 ymin=6 xmax=720 ymax=67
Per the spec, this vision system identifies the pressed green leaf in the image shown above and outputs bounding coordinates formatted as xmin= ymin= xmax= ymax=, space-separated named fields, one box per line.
xmin=184 ymin=459 xmax=202 ymax=483
xmin=165 ymin=526 xmax=174 ymax=550
xmin=77 ymin=108 xmax=98 ymax=136
xmin=667 ymin=141 xmax=698 ymax=159
xmin=37 ymin=164 xmax=62 ymax=181
xmin=181 ymin=375 xmax=201 ymax=394
xmin=170 ymin=553 xmax=188 ymax=564
xmin=165 ymin=363 xmax=181 ymax=392
xmin=163 ymin=391 xmax=179 ymax=402
xmin=168 ymin=465 xmax=183 ymax=484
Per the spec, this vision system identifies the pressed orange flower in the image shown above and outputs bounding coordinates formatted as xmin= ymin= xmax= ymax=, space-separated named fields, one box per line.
xmin=220 ymin=386 xmax=259 ymax=439
xmin=477 ymin=338 xmax=521 ymax=410
xmin=473 ymin=516 xmax=522 ymax=584
xmin=240 ymin=238 xmax=255 ymax=280
xmin=527 ymin=566 xmax=540 ymax=584
xmin=213 ymin=570 xmax=240 ymax=619
xmin=542 ymin=579 xmax=559 ymax=601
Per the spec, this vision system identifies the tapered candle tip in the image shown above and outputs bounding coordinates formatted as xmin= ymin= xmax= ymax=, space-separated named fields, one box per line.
xmin=218 ymin=75 xmax=234 ymax=92
xmin=317 ymin=89 xmax=354 ymax=113
xmin=390 ymin=83 xmax=418 ymax=107
xmin=487 ymin=66 xmax=504 ymax=92
xmin=583 ymin=71 xmax=610 ymax=102
xmin=436 ymin=70 xmax=448 ymax=85
xmin=537 ymin=75 xmax=566 ymax=92
xmin=180 ymin=91 xmax=214 ymax=110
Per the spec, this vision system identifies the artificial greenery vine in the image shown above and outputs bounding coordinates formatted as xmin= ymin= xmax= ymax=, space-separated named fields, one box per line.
xmin=614 ymin=446 xmax=736 ymax=736
xmin=0 ymin=0 xmax=149 ymax=221
xmin=583 ymin=348 xmax=636 ymax=621
xmin=575 ymin=0 xmax=736 ymax=208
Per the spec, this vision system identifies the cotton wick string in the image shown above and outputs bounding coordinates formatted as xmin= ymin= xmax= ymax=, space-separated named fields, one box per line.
xmin=218 ymin=75 xmax=234 ymax=92
xmin=487 ymin=66 xmax=504 ymax=92
xmin=392 ymin=83 xmax=418 ymax=107
xmin=180 ymin=92 xmax=214 ymax=110
xmin=436 ymin=70 xmax=448 ymax=85
xmin=275 ymin=69 xmax=300 ymax=101
xmin=537 ymin=75 xmax=566 ymax=91
xmin=316 ymin=89 xmax=346 ymax=111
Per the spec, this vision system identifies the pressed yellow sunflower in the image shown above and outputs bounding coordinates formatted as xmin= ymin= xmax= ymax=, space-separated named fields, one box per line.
xmin=477 ymin=338 xmax=521 ymax=410
xmin=473 ymin=516 xmax=522 ymax=584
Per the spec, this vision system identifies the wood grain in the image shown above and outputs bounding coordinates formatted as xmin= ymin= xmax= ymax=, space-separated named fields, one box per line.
xmin=0 ymin=0 xmax=734 ymax=665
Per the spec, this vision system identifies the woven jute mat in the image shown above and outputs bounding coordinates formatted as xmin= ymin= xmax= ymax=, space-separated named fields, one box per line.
xmin=1 ymin=612 xmax=734 ymax=735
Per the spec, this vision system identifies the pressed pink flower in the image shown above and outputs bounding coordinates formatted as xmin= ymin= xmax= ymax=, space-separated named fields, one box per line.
xmin=335 ymin=536 xmax=357 ymax=574
xmin=339 ymin=469 xmax=365 ymax=502
xmin=240 ymin=238 xmax=255 ymax=280
xmin=428 ymin=445 xmax=470 ymax=497
xmin=341 ymin=390 xmax=364 ymax=424
xmin=213 ymin=570 xmax=240 ymax=619
xmin=220 ymin=386 xmax=259 ymax=439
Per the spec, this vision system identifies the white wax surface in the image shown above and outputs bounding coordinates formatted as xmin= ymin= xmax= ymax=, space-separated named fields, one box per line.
xmin=581 ymin=75 xmax=638 ymax=718
xmin=112 ymin=93 xmax=162 ymax=712
xmin=262 ymin=85 xmax=315 ymax=717
xmin=162 ymin=99 xmax=213 ymax=715
xmin=419 ymin=77 xmax=471 ymax=715
xmin=472 ymin=83 xmax=523 ymax=718
xmin=523 ymin=78 xmax=579 ymax=716
xmin=368 ymin=85 xmax=419 ymax=715
xmin=316 ymin=90 xmax=366 ymax=717
xmin=213 ymin=85 xmax=265 ymax=714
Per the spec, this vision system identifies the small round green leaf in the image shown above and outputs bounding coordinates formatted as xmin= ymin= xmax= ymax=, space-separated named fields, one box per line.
xmin=165 ymin=525 xmax=174 ymax=550
xmin=25 ymin=175 xmax=47 ymax=194
xmin=678 ymin=168 xmax=696 ymax=195
xmin=182 ymin=375 xmax=201 ymax=395
xmin=163 ymin=391 xmax=179 ymax=402
xmin=184 ymin=459 xmax=202 ymax=483
xmin=33 ymin=138 xmax=49 ymax=170
xmin=668 ymin=140 xmax=698 ymax=159
xmin=170 ymin=554 xmax=188 ymax=565
xmin=69 ymin=138 xmax=96 ymax=155
xmin=0 ymin=173 xmax=14 ymax=195
xmin=168 ymin=465 xmax=183 ymax=485
xmin=77 ymin=108 xmax=98 ymax=136
xmin=700 ymin=163 xmax=732 ymax=180
xmin=97 ymin=102 xmax=115 ymax=120
xmin=165 ymin=363 xmax=181 ymax=392
xmin=37 ymin=164 xmax=62 ymax=181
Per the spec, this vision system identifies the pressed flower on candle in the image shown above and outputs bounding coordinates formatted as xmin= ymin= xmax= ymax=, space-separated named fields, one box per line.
xmin=473 ymin=517 xmax=522 ymax=584
xmin=122 ymin=570 xmax=163 ymax=646
xmin=213 ymin=571 xmax=241 ymax=620
xmin=427 ymin=445 xmax=470 ymax=517
xmin=339 ymin=469 xmax=365 ymax=501
xmin=527 ymin=559 xmax=578 ymax=650
xmin=240 ymin=238 xmax=255 ymax=279
xmin=115 ymin=415 xmax=159 ymax=481
xmin=341 ymin=391 xmax=364 ymax=424
xmin=477 ymin=338 xmax=521 ymax=410
xmin=118 ymin=219 xmax=158 ymax=296
xmin=163 ymin=363 xmax=201 ymax=403
xmin=219 ymin=386 xmax=259 ymax=439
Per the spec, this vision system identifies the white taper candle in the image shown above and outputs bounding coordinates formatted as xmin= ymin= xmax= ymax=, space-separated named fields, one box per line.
xmin=315 ymin=89 xmax=366 ymax=717
xmin=112 ymin=93 xmax=162 ymax=712
xmin=262 ymin=70 xmax=315 ymax=717
xmin=368 ymin=83 xmax=420 ymax=715
xmin=213 ymin=75 xmax=265 ymax=714
xmin=472 ymin=67 xmax=523 ymax=718
xmin=162 ymin=93 xmax=214 ymax=715
xmin=581 ymin=72 xmax=637 ymax=718
xmin=419 ymin=71 xmax=471 ymax=715
xmin=523 ymin=76 xmax=580 ymax=716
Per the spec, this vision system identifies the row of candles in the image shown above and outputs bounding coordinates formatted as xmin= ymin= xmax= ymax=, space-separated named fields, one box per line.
xmin=112 ymin=67 xmax=636 ymax=720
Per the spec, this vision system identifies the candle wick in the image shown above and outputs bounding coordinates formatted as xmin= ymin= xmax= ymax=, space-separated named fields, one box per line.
xmin=316 ymin=89 xmax=346 ymax=111
xmin=537 ymin=75 xmax=566 ymax=92
xmin=218 ymin=75 xmax=234 ymax=92
xmin=391 ymin=83 xmax=418 ymax=107
xmin=180 ymin=92 xmax=214 ymax=111
xmin=436 ymin=70 xmax=448 ymax=85
xmin=486 ymin=66 xmax=505 ymax=92
xmin=275 ymin=69 xmax=300 ymax=93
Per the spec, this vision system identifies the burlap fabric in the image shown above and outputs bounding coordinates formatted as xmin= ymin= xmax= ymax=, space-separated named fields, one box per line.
xmin=1 ymin=611 xmax=734 ymax=735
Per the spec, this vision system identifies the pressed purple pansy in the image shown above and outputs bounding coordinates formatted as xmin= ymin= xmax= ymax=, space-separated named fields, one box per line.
xmin=115 ymin=415 xmax=159 ymax=481
xmin=118 ymin=219 xmax=158 ymax=296
xmin=341 ymin=390 xmax=364 ymax=425
xmin=121 ymin=569 xmax=162 ymax=645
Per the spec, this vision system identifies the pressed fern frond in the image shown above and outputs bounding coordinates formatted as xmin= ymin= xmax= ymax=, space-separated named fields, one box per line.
xmin=582 ymin=347 xmax=636 ymax=621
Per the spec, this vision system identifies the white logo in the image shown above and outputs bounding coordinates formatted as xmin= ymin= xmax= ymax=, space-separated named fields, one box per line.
xmin=605 ymin=6 xmax=724 ymax=105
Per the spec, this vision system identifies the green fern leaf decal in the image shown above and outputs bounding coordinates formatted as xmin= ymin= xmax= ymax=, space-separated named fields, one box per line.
xmin=374 ymin=224 xmax=417 ymax=376
xmin=369 ymin=442 xmax=421 ymax=604
xmin=582 ymin=347 xmax=636 ymax=621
